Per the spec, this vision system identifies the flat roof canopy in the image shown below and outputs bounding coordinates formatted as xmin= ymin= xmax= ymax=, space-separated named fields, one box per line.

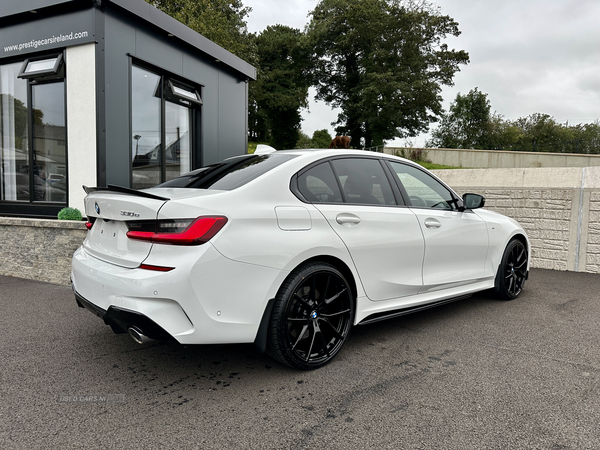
xmin=0 ymin=0 xmax=256 ymax=80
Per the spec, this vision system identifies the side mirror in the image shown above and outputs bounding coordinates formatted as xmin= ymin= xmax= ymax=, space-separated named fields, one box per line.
xmin=462 ymin=193 xmax=485 ymax=210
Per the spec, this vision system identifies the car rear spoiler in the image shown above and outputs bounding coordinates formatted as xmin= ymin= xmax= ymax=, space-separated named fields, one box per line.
xmin=82 ymin=184 xmax=170 ymax=201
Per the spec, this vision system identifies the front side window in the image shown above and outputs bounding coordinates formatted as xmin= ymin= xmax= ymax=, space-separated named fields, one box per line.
xmin=131 ymin=64 xmax=199 ymax=189
xmin=388 ymin=161 xmax=457 ymax=210
xmin=1 ymin=55 xmax=66 ymax=210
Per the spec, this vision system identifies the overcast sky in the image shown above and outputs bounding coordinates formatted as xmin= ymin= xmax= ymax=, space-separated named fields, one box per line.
xmin=243 ymin=0 xmax=600 ymax=147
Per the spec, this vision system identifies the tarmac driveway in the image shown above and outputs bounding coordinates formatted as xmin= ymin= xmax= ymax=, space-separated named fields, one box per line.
xmin=1 ymin=268 xmax=599 ymax=449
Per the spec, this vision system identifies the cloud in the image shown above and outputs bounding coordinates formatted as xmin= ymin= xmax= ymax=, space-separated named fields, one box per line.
xmin=244 ymin=0 xmax=316 ymax=33
xmin=245 ymin=0 xmax=600 ymax=145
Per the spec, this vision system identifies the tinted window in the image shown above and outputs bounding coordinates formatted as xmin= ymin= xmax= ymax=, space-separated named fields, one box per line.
xmin=157 ymin=154 xmax=296 ymax=190
xmin=331 ymin=158 xmax=396 ymax=206
xmin=298 ymin=162 xmax=343 ymax=203
xmin=388 ymin=161 xmax=457 ymax=210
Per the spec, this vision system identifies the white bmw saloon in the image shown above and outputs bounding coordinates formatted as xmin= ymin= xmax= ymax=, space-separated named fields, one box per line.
xmin=72 ymin=148 xmax=529 ymax=369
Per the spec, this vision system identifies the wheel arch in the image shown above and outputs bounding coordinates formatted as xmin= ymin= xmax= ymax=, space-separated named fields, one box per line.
xmin=293 ymin=254 xmax=359 ymax=302
xmin=494 ymin=234 xmax=529 ymax=299
xmin=508 ymin=232 xmax=531 ymax=271
xmin=253 ymin=254 xmax=359 ymax=355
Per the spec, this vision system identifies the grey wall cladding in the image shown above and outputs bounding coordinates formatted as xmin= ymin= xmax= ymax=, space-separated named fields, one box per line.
xmin=102 ymin=7 xmax=249 ymax=185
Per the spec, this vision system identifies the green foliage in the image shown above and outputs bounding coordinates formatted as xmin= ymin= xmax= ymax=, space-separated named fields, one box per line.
xmin=429 ymin=88 xmax=600 ymax=153
xmin=417 ymin=161 xmax=463 ymax=170
xmin=307 ymin=0 xmax=469 ymax=149
xmin=391 ymin=148 xmax=461 ymax=169
xmin=428 ymin=88 xmax=493 ymax=149
xmin=295 ymin=132 xmax=313 ymax=149
xmin=146 ymin=0 xmax=254 ymax=62
xmin=295 ymin=129 xmax=334 ymax=148
xmin=247 ymin=141 xmax=268 ymax=154
xmin=58 ymin=207 xmax=82 ymax=221
xmin=251 ymin=25 xmax=313 ymax=149
xmin=392 ymin=148 xmax=431 ymax=163
xmin=311 ymin=129 xmax=333 ymax=148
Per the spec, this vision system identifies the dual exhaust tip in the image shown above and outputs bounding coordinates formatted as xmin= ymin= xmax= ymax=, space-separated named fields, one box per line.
xmin=128 ymin=326 xmax=153 ymax=344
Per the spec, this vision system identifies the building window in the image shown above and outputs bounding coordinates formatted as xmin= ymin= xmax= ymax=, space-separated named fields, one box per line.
xmin=131 ymin=64 xmax=201 ymax=189
xmin=0 ymin=53 xmax=66 ymax=213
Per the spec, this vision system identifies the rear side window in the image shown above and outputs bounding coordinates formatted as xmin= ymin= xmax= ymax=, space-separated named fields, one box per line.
xmin=331 ymin=158 xmax=397 ymax=206
xmin=157 ymin=154 xmax=297 ymax=190
xmin=297 ymin=162 xmax=343 ymax=203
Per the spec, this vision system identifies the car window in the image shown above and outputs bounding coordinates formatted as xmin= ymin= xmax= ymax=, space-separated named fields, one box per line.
xmin=331 ymin=158 xmax=396 ymax=206
xmin=157 ymin=154 xmax=297 ymax=190
xmin=298 ymin=162 xmax=343 ymax=203
xmin=388 ymin=161 xmax=457 ymax=210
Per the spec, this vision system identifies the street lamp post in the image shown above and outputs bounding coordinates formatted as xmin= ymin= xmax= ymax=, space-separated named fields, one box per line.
xmin=133 ymin=134 xmax=142 ymax=161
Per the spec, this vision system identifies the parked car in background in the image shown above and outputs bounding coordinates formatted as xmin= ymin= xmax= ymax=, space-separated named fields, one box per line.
xmin=71 ymin=148 xmax=529 ymax=369
xmin=47 ymin=173 xmax=65 ymax=183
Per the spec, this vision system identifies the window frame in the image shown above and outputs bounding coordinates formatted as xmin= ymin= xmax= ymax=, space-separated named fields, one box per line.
xmin=291 ymin=155 xmax=406 ymax=207
xmin=0 ymin=51 xmax=68 ymax=218
xmin=129 ymin=59 xmax=204 ymax=189
xmin=383 ymin=159 xmax=464 ymax=211
xmin=165 ymin=79 xmax=203 ymax=107
xmin=17 ymin=53 xmax=64 ymax=80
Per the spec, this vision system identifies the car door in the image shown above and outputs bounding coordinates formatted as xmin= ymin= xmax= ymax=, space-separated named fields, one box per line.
xmin=386 ymin=161 xmax=489 ymax=292
xmin=295 ymin=157 xmax=425 ymax=301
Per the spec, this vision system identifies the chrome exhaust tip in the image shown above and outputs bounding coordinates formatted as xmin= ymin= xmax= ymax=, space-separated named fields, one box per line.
xmin=128 ymin=326 xmax=152 ymax=344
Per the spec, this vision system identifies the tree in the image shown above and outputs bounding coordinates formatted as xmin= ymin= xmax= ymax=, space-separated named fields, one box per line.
xmin=573 ymin=121 xmax=600 ymax=154
xmin=306 ymin=0 xmax=469 ymax=148
xmin=311 ymin=129 xmax=333 ymax=148
xmin=252 ymin=25 xmax=312 ymax=149
xmin=427 ymin=86 xmax=600 ymax=153
xmin=146 ymin=0 xmax=254 ymax=62
xmin=513 ymin=114 xmax=569 ymax=153
xmin=428 ymin=88 xmax=494 ymax=149
xmin=294 ymin=129 xmax=333 ymax=148
xmin=295 ymin=132 xmax=313 ymax=149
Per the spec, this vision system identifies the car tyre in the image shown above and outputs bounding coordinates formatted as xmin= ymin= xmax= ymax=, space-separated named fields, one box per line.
xmin=267 ymin=262 xmax=354 ymax=370
xmin=494 ymin=238 xmax=528 ymax=300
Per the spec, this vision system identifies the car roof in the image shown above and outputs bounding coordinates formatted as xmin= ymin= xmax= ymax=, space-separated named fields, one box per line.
xmin=272 ymin=148 xmax=417 ymax=166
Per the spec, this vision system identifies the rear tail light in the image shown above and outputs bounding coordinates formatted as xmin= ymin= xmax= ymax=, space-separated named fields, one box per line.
xmin=126 ymin=216 xmax=228 ymax=245
xmin=139 ymin=264 xmax=174 ymax=272
xmin=85 ymin=216 xmax=96 ymax=230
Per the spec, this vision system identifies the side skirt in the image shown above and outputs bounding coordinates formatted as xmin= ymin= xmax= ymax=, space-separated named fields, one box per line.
xmin=358 ymin=294 xmax=472 ymax=326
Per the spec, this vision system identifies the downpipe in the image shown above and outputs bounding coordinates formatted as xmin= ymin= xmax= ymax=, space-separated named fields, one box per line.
xmin=128 ymin=326 xmax=154 ymax=344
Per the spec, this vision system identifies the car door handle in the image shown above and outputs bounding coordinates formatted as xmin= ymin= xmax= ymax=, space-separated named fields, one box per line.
xmin=336 ymin=213 xmax=361 ymax=226
xmin=424 ymin=218 xmax=441 ymax=229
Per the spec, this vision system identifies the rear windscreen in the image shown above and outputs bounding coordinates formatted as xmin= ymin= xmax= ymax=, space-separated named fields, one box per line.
xmin=157 ymin=154 xmax=297 ymax=190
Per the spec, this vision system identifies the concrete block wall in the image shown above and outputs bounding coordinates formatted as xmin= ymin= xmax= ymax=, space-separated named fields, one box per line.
xmin=587 ymin=192 xmax=600 ymax=272
xmin=1 ymin=166 xmax=599 ymax=285
xmin=0 ymin=217 xmax=86 ymax=285
xmin=433 ymin=167 xmax=600 ymax=274
xmin=385 ymin=147 xmax=600 ymax=169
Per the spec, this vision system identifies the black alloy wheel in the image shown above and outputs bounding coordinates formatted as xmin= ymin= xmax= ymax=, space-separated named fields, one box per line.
xmin=267 ymin=263 xmax=354 ymax=370
xmin=495 ymin=239 xmax=528 ymax=300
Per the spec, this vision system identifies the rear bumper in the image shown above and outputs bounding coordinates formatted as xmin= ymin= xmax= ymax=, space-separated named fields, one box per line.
xmin=71 ymin=243 xmax=285 ymax=344
xmin=74 ymin=290 xmax=176 ymax=342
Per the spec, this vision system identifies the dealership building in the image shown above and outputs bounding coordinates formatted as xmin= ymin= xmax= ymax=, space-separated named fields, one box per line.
xmin=0 ymin=0 xmax=256 ymax=218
